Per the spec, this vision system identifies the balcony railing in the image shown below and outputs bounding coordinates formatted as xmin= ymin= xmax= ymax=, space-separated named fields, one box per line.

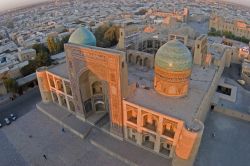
xmin=163 ymin=129 xmax=175 ymax=138
xmin=128 ymin=117 xmax=137 ymax=124
xmin=143 ymin=122 xmax=157 ymax=132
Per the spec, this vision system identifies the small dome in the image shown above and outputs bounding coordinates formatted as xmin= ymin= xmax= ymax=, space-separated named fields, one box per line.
xmin=155 ymin=40 xmax=192 ymax=72
xmin=69 ymin=27 xmax=96 ymax=46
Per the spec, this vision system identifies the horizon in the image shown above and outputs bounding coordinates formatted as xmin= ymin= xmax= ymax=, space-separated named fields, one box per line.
xmin=0 ymin=0 xmax=250 ymax=12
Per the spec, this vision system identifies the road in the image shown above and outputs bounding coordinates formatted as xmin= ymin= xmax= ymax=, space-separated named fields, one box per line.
xmin=0 ymin=87 xmax=41 ymax=126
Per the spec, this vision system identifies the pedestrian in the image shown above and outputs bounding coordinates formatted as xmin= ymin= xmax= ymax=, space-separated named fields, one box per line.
xmin=211 ymin=132 xmax=215 ymax=138
xmin=43 ymin=154 xmax=47 ymax=160
xmin=62 ymin=128 xmax=65 ymax=133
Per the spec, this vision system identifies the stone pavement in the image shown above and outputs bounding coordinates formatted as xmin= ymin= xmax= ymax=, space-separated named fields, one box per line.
xmin=37 ymin=102 xmax=92 ymax=139
xmin=0 ymin=109 xmax=128 ymax=166
xmin=195 ymin=111 xmax=250 ymax=166
xmin=89 ymin=128 xmax=172 ymax=166
xmin=37 ymin=101 xmax=171 ymax=166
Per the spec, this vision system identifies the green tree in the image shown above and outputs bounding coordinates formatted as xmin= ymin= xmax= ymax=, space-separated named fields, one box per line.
xmin=94 ymin=23 xmax=120 ymax=48
xmin=208 ymin=28 xmax=250 ymax=44
xmin=20 ymin=51 xmax=51 ymax=77
xmin=60 ymin=35 xmax=70 ymax=52
xmin=20 ymin=61 xmax=37 ymax=76
xmin=3 ymin=78 xmax=18 ymax=93
xmin=32 ymin=43 xmax=49 ymax=54
xmin=35 ymin=51 xmax=51 ymax=67
xmin=47 ymin=36 xmax=61 ymax=55
xmin=94 ymin=23 xmax=110 ymax=43
xmin=104 ymin=25 xmax=120 ymax=45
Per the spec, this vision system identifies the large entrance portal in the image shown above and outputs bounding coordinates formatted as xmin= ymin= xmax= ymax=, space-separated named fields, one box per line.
xmin=65 ymin=44 xmax=128 ymax=137
xmin=78 ymin=70 xmax=109 ymax=123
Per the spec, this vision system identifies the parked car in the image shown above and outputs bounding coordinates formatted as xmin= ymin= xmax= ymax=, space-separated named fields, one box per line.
xmin=4 ymin=118 xmax=11 ymax=125
xmin=10 ymin=114 xmax=17 ymax=121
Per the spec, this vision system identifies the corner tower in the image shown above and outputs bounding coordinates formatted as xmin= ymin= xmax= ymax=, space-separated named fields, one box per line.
xmin=154 ymin=39 xmax=192 ymax=97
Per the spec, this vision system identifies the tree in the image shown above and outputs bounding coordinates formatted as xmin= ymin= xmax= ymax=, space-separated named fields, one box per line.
xmin=60 ymin=35 xmax=70 ymax=52
xmin=20 ymin=51 xmax=51 ymax=77
xmin=208 ymin=28 xmax=250 ymax=44
xmin=20 ymin=60 xmax=37 ymax=76
xmin=104 ymin=25 xmax=120 ymax=45
xmin=94 ymin=23 xmax=120 ymax=48
xmin=3 ymin=78 xmax=18 ymax=93
xmin=47 ymin=36 xmax=61 ymax=55
xmin=32 ymin=43 xmax=49 ymax=54
xmin=94 ymin=23 xmax=110 ymax=42
xmin=35 ymin=51 xmax=51 ymax=67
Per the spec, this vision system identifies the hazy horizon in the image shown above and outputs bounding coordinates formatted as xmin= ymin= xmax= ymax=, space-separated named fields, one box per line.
xmin=0 ymin=0 xmax=250 ymax=12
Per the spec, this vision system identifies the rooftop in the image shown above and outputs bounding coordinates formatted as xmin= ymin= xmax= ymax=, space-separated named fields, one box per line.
xmin=48 ymin=63 xmax=69 ymax=79
xmin=126 ymin=65 xmax=217 ymax=127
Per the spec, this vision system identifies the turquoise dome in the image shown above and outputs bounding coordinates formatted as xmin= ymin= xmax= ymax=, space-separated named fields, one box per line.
xmin=155 ymin=40 xmax=192 ymax=72
xmin=69 ymin=27 xmax=96 ymax=46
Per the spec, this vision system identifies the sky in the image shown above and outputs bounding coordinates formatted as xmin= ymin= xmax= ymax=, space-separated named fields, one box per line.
xmin=0 ymin=0 xmax=48 ymax=12
xmin=0 ymin=0 xmax=250 ymax=12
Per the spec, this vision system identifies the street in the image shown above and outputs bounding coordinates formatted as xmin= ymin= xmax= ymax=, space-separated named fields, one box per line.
xmin=0 ymin=87 xmax=41 ymax=126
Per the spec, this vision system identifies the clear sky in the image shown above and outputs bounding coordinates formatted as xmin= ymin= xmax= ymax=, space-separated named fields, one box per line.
xmin=0 ymin=0 xmax=48 ymax=11
xmin=0 ymin=0 xmax=250 ymax=12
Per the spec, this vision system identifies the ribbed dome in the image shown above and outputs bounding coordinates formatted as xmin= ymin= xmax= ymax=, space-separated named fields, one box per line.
xmin=69 ymin=27 xmax=96 ymax=46
xmin=155 ymin=40 xmax=192 ymax=72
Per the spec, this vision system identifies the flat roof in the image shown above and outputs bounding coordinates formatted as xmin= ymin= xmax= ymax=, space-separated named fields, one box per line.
xmin=17 ymin=73 xmax=36 ymax=86
xmin=48 ymin=63 xmax=69 ymax=79
xmin=126 ymin=65 xmax=217 ymax=126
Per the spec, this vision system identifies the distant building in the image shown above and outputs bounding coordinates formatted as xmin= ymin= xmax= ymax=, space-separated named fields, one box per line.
xmin=241 ymin=59 xmax=250 ymax=85
xmin=148 ymin=8 xmax=189 ymax=23
xmin=18 ymin=48 xmax=36 ymax=62
xmin=209 ymin=14 xmax=250 ymax=40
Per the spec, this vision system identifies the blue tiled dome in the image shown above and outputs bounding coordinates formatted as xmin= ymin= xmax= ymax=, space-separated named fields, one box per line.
xmin=69 ymin=27 xmax=96 ymax=46
xmin=155 ymin=40 xmax=192 ymax=72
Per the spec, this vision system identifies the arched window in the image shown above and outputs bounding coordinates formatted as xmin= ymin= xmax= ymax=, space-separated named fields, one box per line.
xmin=136 ymin=56 xmax=142 ymax=66
xmin=92 ymin=81 xmax=102 ymax=95
xmin=128 ymin=54 xmax=133 ymax=63
xmin=143 ymin=57 xmax=150 ymax=68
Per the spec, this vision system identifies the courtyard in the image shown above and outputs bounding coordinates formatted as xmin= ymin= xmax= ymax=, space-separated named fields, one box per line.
xmin=195 ymin=111 xmax=250 ymax=166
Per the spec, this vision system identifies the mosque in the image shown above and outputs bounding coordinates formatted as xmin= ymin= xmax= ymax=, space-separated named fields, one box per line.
xmin=36 ymin=26 xmax=228 ymax=166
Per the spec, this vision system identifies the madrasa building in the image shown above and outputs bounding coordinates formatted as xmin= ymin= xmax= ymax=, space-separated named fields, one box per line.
xmin=36 ymin=26 xmax=229 ymax=166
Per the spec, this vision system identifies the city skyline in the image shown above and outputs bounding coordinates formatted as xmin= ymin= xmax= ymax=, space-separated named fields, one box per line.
xmin=0 ymin=0 xmax=250 ymax=12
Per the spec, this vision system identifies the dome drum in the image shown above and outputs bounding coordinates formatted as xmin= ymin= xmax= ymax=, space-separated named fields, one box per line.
xmin=154 ymin=66 xmax=191 ymax=97
xmin=154 ymin=40 xmax=192 ymax=97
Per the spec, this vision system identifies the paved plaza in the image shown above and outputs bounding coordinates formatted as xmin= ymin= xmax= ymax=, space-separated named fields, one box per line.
xmin=0 ymin=109 xmax=128 ymax=166
xmin=195 ymin=111 xmax=250 ymax=166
